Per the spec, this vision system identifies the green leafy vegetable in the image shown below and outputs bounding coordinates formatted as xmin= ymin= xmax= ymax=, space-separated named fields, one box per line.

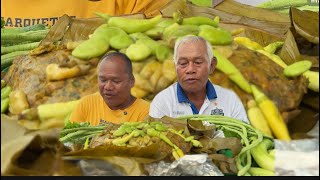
xmin=59 ymin=121 xmax=106 ymax=145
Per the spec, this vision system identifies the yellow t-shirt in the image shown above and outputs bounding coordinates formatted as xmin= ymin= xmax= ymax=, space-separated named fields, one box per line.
xmin=1 ymin=0 xmax=170 ymax=27
xmin=70 ymin=92 xmax=150 ymax=126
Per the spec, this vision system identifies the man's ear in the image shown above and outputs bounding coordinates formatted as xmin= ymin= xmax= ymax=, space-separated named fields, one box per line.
xmin=209 ymin=57 xmax=217 ymax=74
xmin=130 ymin=75 xmax=135 ymax=87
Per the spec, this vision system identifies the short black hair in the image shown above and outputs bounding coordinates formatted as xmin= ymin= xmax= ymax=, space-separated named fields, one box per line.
xmin=98 ymin=51 xmax=133 ymax=78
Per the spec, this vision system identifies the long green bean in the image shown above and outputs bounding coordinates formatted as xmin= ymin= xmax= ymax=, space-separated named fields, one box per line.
xmin=59 ymin=130 xmax=87 ymax=142
xmin=60 ymin=126 xmax=106 ymax=135
xmin=219 ymin=125 xmax=251 ymax=176
xmin=177 ymin=114 xmax=267 ymax=176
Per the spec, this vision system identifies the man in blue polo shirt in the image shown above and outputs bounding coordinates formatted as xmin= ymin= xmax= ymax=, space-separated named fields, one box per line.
xmin=149 ymin=35 xmax=249 ymax=124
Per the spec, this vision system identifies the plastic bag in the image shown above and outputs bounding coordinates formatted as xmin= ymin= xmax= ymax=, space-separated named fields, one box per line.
xmin=79 ymin=159 xmax=125 ymax=176
xmin=144 ymin=154 xmax=224 ymax=176
xmin=274 ymin=138 xmax=319 ymax=176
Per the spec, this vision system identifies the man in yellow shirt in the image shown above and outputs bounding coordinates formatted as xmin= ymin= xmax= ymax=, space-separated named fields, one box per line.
xmin=70 ymin=52 xmax=150 ymax=126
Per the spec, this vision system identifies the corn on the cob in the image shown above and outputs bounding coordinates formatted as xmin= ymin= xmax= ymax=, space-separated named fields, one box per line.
xmin=247 ymin=99 xmax=273 ymax=137
xmin=251 ymin=85 xmax=291 ymax=140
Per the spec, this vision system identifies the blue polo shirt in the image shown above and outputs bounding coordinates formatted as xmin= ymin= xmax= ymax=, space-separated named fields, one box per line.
xmin=177 ymin=80 xmax=217 ymax=114
xmin=149 ymin=81 xmax=249 ymax=124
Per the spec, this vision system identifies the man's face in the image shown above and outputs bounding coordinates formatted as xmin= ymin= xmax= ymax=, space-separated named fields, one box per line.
xmin=98 ymin=57 xmax=134 ymax=110
xmin=176 ymin=41 xmax=214 ymax=94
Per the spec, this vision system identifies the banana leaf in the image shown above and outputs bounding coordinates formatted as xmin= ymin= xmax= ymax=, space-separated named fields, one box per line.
xmin=187 ymin=119 xmax=216 ymax=138
xmin=290 ymin=7 xmax=319 ymax=44
xmin=1 ymin=114 xmax=27 ymax=145
xmin=152 ymin=115 xmax=187 ymax=130
xmin=214 ymin=0 xmax=290 ymax=23
xmin=242 ymin=27 xmax=284 ymax=47
xmin=1 ymin=115 xmax=82 ymax=176
xmin=279 ymin=29 xmax=301 ymax=65
xmin=61 ymin=17 xmax=105 ymax=44
xmin=41 ymin=13 xmax=146 ymax=45
xmin=287 ymin=105 xmax=319 ymax=139
xmin=193 ymin=136 xmax=242 ymax=156
xmin=300 ymin=55 xmax=319 ymax=68
xmin=186 ymin=3 xmax=290 ymax=41
xmin=302 ymin=90 xmax=319 ymax=111
xmin=40 ymin=14 xmax=72 ymax=46
xmin=64 ymin=143 xmax=166 ymax=160
xmin=160 ymin=0 xmax=190 ymax=17
xmin=64 ymin=119 xmax=193 ymax=163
